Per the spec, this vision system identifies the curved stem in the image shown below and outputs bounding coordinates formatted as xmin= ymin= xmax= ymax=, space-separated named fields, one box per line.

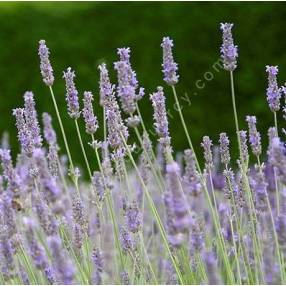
xmin=48 ymin=86 xmax=74 ymax=172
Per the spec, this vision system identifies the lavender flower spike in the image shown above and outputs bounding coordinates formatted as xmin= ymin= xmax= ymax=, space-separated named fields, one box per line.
xmin=246 ymin=115 xmax=262 ymax=157
xmin=150 ymin=86 xmax=171 ymax=146
xmin=13 ymin=108 xmax=33 ymax=154
xmin=24 ymin=91 xmax=42 ymax=148
xmin=161 ymin=37 xmax=179 ymax=85
xmin=201 ymin=136 xmax=213 ymax=170
xmin=38 ymin=40 xmax=54 ymax=86
xmin=42 ymin=112 xmax=57 ymax=146
xmin=266 ymin=65 xmax=281 ymax=112
xmin=82 ymin=91 xmax=98 ymax=134
xmin=98 ymin=63 xmax=114 ymax=106
xmin=219 ymin=132 xmax=230 ymax=166
xmin=63 ymin=67 xmax=80 ymax=119
xmin=220 ymin=23 xmax=238 ymax=72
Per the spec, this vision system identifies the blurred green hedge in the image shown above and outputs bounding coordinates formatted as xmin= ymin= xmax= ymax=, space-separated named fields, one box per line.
xmin=1 ymin=2 xmax=286 ymax=171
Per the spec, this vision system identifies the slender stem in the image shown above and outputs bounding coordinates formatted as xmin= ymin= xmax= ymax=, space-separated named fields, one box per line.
xmin=119 ymin=133 xmax=184 ymax=284
xmin=171 ymin=85 xmax=201 ymax=174
xmin=274 ymin=111 xmax=278 ymax=136
xmin=74 ymin=119 xmax=93 ymax=180
xmin=48 ymin=86 xmax=74 ymax=172
xmin=103 ymin=106 xmax=106 ymax=143
xmin=92 ymin=143 xmax=124 ymax=273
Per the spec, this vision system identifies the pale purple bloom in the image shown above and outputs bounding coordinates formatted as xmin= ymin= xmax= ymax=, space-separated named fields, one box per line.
xmin=0 ymin=149 xmax=20 ymax=194
xmin=42 ymin=112 xmax=57 ymax=146
xmin=82 ymin=91 xmax=98 ymax=134
xmin=203 ymin=251 xmax=222 ymax=284
xmin=219 ymin=132 xmax=230 ymax=165
xmin=266 ymin=65 xmax=281 ymax=112
xmin=23 ymin=218 xmax=50 ymax=271
xmin=92 ymin=248 xmax=103 ymax=284
xmin=183 ymin=149 xmax=201 ymax=196
xmin=126 ymin=201 xmax=142 ymax=233
xmin=105 ymin=88 xmax=129 ymax=150
xmin=24 ymin=91 xmax=42 ymax=148
xmin=161 ymin=37 xmax=179 ymax=85
xmin=38 ymin=40 xmax=54 ymax=86
xmin=98 ymin=63 xmax=114 ymax=106
xmin=276 ymin=214 xmax=286 ymax=255
xmin=48 ymin=235 xmax=75 ymax=284
xmin=0 ymin=229 xmax=14 ymax=278
xmin=164 ymin=162 xmax=190 ymax=247
xmin=268 ymin=137 xmax=286 ymax=184
xmin=150 ymin=86 xmax=170 ymax=146
xmin=249 ymin=166 xmax=268 ymax=212
xmin=246 ymin=115 xmax=262 ymax=157
xmin=238 ymin=130 xmax=249 ymax=163
xmin=13 ymin=108 xmax=33 ymax=154
xmin=119 ymin=227 xmax=133 ymax=252
xmin=220 ymin=23 xmax=238 ymax=71
xmin=63 ymin=67 xmax=80 ymax=119
xmin=201 ymin=136 xmax=213 ymax=170
xmin=33 ymin=194 xmax=58 ymax=236
xmin=72 ymin=193 xmax=86 ymax=230
xmin=114 ymin=47 xmax=144 ymax=114
xmin=92 ymin=171 xmax=105 ymax=202
xmin=1 ymin=193 xmax=17 ymax=237
xmin=189 ymin=218 xmax=204 ymax=253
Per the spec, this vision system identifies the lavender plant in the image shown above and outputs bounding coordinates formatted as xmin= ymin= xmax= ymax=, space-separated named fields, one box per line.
xmin=1 ymin=22 xmax=286 ymax=285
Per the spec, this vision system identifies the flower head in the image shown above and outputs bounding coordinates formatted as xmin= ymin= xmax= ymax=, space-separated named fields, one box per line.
xmin=150 ymin=86 xmax=170 ymax=146
xmin=219 ymin=132 xmax=230 ymax=165
xmin=220 ymin=23 xmax=238 ymax=71
xmin=114 ymin=47 xmax=144 ymax=114
xmin=246 ymin=115 xmax=262 ymax=157
xmin=266 ymin=65 xmax=281 ymax=112
xmin=63 ymin=67 xmax=80 ymax=119
xmin=98 ymin=63 xmax=114 ymax=106
xmin=161 ymin=37 xmax=179 ymax=85
xmin=38 ymin=40 xmax=54 ymax=86
xmin=42 ymin=112 xmax=57 ymax=146
xmin=201 ymin=136 xmax=213 ymax=170
xmin=82 ymin=91 xmax=98 ymax=134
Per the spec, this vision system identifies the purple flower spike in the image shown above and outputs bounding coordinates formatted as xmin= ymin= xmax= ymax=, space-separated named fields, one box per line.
xmin=48 ymin=235 xmax=75 ymax=284
xmin=38 ymin=40 xmax=54 ymax=86
xmin=266 ymin=65 xmax=281 ymax=112
xmin=201 ymin=136 xmax=213 ymax=170
xmin=98 ymin=63 xmax=114 ymax=106
xmin=150 ymin=86 xmax=170 ymax=146
xmin=92 ymin=248 xmax=104 ymax=284
xmin=42 ymin=112 xmax=57 ymax=146
xmin=183 ymin=149 xmax=201 ymax=196
xmin=82 ymin=91 xmax=98 ymax=134
xmin=220 ymin=23 xmax=238 ymax=72
xmin=238 ymin=130 xmax=249 ymax=163
xmin=126 ymin=201 xmax=142 ymax=233
xmin=13 ymin=108 xmax=33 ymax=154
xmin=114 ymin=47 xmax=144 ymax=114
xmin=161 ymin=37 xmax=179 ymax=85
xmin=63 ymin=67 xmax=80 ymax=119
xmin=219 ymin=132 xmax=230 ymax=166
xmin=246 ymin=115 xmax=262 ymax=157
xmin=24 ymin=91 xmax=42 ymax=148
xmin=119 ymin=227 xmax=133 ymax=253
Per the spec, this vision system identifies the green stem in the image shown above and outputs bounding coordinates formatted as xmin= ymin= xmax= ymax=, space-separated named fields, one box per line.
xmin=119 ymin=133 xmax=184 ymax=284
xmin=171 ymin=85 xmax=201 ymax=174
xmin=49 ymin=86 xmax=74 ymax=172
xmin=74 ymin=119 xmax=93 ymax=180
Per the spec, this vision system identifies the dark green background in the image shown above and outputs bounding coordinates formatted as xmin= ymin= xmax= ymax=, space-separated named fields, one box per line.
xmin=0 ymin=2 xmax=285 ymax=170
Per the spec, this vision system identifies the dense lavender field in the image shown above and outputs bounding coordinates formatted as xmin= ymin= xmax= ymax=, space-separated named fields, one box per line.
xmin=0 ymin=22 xmax=285 ymax=285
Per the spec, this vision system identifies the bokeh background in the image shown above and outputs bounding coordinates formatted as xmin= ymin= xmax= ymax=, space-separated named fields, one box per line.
xmin=1 ymin=2 xmax=286 ymax=171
